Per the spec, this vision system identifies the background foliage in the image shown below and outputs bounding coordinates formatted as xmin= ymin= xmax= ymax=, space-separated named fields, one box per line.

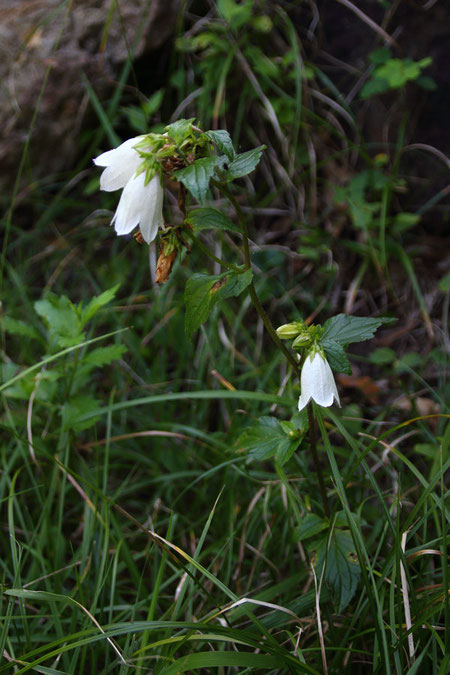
xmin=1 ymin=0 xmax=448 ymax=672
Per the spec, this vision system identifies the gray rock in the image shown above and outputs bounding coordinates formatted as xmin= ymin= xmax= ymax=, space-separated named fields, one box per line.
xmin=0 ymin=0 xmax=179 ymax=191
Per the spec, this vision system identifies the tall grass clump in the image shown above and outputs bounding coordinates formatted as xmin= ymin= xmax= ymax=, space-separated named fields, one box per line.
xmin=1 ymin=1 xmax=448 ymax=673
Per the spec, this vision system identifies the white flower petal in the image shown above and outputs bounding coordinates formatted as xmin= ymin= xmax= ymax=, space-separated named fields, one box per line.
xmin=138 ymin=175 xmax=164 ymax=244
xmin=111 ymin=172 xmax=148 ymax=236
xmin=94 ymin=136 xmax=144 ymax=167
xmin=298 ymin=352 xmax=340 ymax=411
xmin=99 ymin=157 xmax=142 ymax=192
xmin=94 ymin=136 xmax=145 ymax=191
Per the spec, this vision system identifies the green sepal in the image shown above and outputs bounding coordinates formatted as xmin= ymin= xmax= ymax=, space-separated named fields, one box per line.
xmin=165 ymin=118 xmax=196 ymax=146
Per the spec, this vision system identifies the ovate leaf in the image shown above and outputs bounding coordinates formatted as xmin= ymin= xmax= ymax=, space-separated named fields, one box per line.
xmin=224 ymin=145 xmax=266 ymax=181
xmin=215 ymin=268 xmax=253 ymax=301
xmin=175 ymin=157 xmax=218 ymax=203
xmin=186 ymin=207 xmax=241 ymax=233
xmin=205 ymin=130 xmax=235 ymax=160
xmin=184 ymin=268 xmax=252 ymax=339
xmin=294 ymin=513 xmax=328 ymax=542
xmin=184 ymin=274 xmax=219 ymax=338
xmin=237 ymin=416 xmax=300 ymax=463
xmin=322 ymin=314 xmax=395 ymax=346
xmin=322 ymin=339 xmax=351 ymax=374
xmin=314 ymin=529 xmax=361 ymax=613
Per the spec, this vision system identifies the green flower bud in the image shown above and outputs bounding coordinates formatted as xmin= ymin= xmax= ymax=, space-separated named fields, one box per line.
xmin=276 ymin=322 xmax=303 ymax=339
xmin=292 ymin=333 xmax=311 ymax=350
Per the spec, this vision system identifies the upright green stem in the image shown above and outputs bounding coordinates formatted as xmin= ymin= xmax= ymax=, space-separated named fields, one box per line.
xmin=307 ymin=404 xmax=330 ymax=518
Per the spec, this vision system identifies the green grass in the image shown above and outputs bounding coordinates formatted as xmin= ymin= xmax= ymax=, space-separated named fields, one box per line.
xmin=1 ymin=1 xmax=448 ymax=672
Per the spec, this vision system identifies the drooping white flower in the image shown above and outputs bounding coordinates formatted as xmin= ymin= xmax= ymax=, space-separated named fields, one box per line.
xmin=94 ymin=136 xmax=164 ymax=244
xmin=298 ymin=350 xmax=341 ymax=411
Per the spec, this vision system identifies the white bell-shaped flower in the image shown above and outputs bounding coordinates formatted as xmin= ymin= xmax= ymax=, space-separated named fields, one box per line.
xmin=94 ymin=136 xmax=164 ymax=244
xmin=298 ymin=350 xmax=341 ymax=411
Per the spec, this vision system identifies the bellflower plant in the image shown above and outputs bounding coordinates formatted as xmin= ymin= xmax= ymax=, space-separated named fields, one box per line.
xmin=89 ymin=118 xmax=396 ymax=613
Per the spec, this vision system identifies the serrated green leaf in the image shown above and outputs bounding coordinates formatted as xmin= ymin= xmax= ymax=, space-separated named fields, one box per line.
xmin=71 ymin=345 xmax=127 ymax=393
xmin=61 ymin=395 xmax=101 ymax=432
xmin=314 ymin=529 xmax=361 ymax=613
xmin=186 ymin=207 xmax=241 ymax=233
xmin=205 ymin=129 xmax=235 ymax=160
xmin=294 ymin=513 xmax=328 ymax=542
xmin=322 ymin=339 xmax=351 ymax=374
xmin=81 ymin=284 xmax=120 ymax=325
xmin=215 ymin=268 xmax=253 ymax=301
xmin=175 ymin=157 xmax=218 ymax=203
xmin=322 ymin=314 xmax=395 ymax=346
xmin=165 ymin=118 xmax=195 ymax=146
xmin=276 ymin=436 xmax=302 ymax=467
xmin=184 ymin=274 xmax=219 ymax=338
xmin=224 ymin=145 xmax=266 ymax=181
xmin=236 ymin=415 xmax=301 ymax=465
xmin=184 ymin=269 xmax=252 ymax=339
xmin=83 ymin=344 xmax=127 ymax=367
xmin=3 ymin=316 xmax=41 ymax=340
xmin=237 ymin=416 xmax=289 ymax=461
xmin=334 ymin=510 xmax=359 ymax=528
xmin=35 ymin=294 xmax=83 ymax=348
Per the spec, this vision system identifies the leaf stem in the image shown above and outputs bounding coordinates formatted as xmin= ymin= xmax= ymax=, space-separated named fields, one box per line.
xmin=188 ymin=232 xmax=241 ymax=272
